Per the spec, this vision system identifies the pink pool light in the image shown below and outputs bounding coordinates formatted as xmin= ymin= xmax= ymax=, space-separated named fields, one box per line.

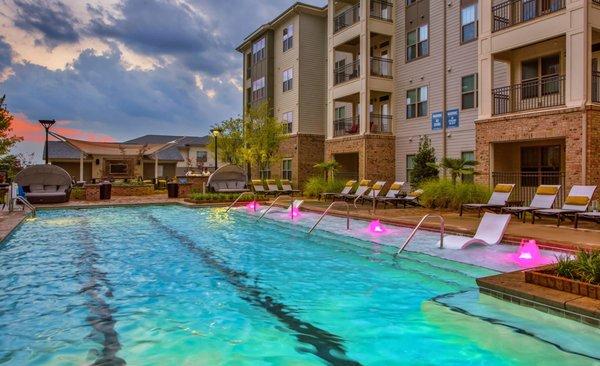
xmin=289 ymin=206 xmax=301 ymax=219
xmin=368 ymin=219 xmax=387 ymax=234
xmin=512 ymin=239 xmax=544 ymax=266
xmin=246 ymin=201 xmax=260 ymax=212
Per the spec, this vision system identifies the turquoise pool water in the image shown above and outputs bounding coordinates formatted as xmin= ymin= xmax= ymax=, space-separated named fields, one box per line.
xmin=0 ymin=205 xmax=598 ymax=365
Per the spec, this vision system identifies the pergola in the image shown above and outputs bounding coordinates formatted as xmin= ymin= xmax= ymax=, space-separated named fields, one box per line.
xmin=49 ymin=133 xmax=182 ymax=181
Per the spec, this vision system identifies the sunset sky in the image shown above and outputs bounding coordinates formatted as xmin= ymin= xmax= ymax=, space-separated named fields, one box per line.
xmin=0 ymin=0 xmax=324 ymax=161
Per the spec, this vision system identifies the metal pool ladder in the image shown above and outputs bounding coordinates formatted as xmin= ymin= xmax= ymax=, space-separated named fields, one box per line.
xmin=13 ymin=196 xmax=36 ymax=217
xmin=225 ymin=192 xmax=256 ymax=212
xmin=394 ymin=213 xmax=444 ymax=257
xmin=255 ymin=194 xmax=295 ymax=222
xmin=308 ymin=201 xmax=350 ymax=234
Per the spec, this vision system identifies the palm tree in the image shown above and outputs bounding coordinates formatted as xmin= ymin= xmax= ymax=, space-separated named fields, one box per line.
xmin=314 ymin=160 xmax=340 ymax=182
xmin=428 ymin=157 xmax=477 ymax=185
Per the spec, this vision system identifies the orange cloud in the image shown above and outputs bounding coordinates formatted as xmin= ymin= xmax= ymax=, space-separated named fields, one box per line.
xmin=11 ymin=114 xmax=116 ymax=143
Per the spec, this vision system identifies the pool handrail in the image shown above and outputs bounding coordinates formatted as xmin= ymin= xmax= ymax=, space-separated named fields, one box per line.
xmin=12 ymin=196 xmax=36 ymax=217
xmin=225 ymin=192 xmax=256 ymax=212
xmin=256 ymin=194 xmax=294 ymax=222
xmin=308 ymin=201 xmax=350 ymax=234
xmin=394 ymin=213 xmax=445 ymax=257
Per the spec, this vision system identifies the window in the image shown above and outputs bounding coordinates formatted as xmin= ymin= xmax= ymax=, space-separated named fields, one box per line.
xmin=282 ymin=159 xmax=292 ymax=180
xmin=461 ymin=151 xmax=475 ymax=183
xmin=461 ymin=4 xmax=477 ymax=43
xmin=196 ymin=150 xmax=208 ymax=163
xmin=252 ymin=37 xmax=265 ymax=63
xmin=521 ymin=54 xmax=560 ymax=99
xmin=406 ymin=0 xmax=417 ymax=5
xmin=259 ymin=164 xmax=271 ymax=180
xmin=109 ymin=162 xmax=128 ymax=175
xmin=282 ymin=111 xmax=293 ymax=134
xmin=461 ymin=74 xmax=478 ymax=109
xmin=245 ymin=53 xmax=252 ymax=78
xmin=283 ymin=24 xmax=293 ymax=52
xmin=406 ymin=86 xmax=428 ymax=118
xmin=252 ymin=77 xmax=266 ymax=101
xmin=406 ymin=155 xmax=415 ymax=183
xmin=283 ymin=68 xmax=293 ymax=92
xmin=407 ymin=24 xmax=428 ymax=61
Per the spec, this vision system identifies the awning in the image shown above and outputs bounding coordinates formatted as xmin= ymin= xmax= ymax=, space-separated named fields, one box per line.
xmin=50 ymin=132 xmax=180 ymax=157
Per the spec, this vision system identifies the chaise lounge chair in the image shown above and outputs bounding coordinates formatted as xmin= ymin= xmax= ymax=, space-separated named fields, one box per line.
xmin=531 ymin=185 xmax=597 ymax=227
xmin=266 ymin=179 xmax=286 ymax=196
xmin=251 ymin=180 xmax=268 ymax=196
xmin=501 ymin=185 xmax=561 ymax=222
xmin=336 ymin=179 xmax=371 ymax=201
xmin=280 ymin=179 xmax=301 ymax=195
xmin=320 ymin=180 xmax=356 ymax=201
xmin=370 ymin=181 xmax=405 ymax=208
xmin=460 ymin=183 xmax=515 ymax=217
xmin=395 ymin=189 xmax=423 ymax=208
xmin=438 ymin=213 xmax=512 ymax=249
xmin=358 ymin=181 xmax=386 ymax=204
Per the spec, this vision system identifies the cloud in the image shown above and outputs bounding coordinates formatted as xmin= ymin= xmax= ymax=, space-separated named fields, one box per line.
xmin=11 ymin=0 xmax=81 ymax=48
xmin=11 ymin=114 xmax=116 ymax=143
xmin=0 ymin=36 xmax=13 ymax=69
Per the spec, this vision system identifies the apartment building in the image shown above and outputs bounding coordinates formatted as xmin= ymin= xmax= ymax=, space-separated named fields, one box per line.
xmin=236 ymin=3 xmax=327 ymax=188
xmin=326 ymin=0 xmax=396 ymax=182
xmin=395 ymin=0 xmax=482 ymax=187
xmin=476 ymin=0 xmax=600 ymax=201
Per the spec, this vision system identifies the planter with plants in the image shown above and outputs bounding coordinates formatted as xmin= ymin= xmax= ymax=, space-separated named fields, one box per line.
xmin=525 ymin=250 xmax=600 ymax=300
xmin=186 ymin=192 xmax=256 ymax=204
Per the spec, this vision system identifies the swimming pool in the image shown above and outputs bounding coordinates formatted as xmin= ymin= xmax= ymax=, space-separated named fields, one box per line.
xmin=0 ymin=205 xmax=598 ymax=365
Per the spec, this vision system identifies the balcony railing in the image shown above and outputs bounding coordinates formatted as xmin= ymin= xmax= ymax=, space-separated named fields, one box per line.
xmin=593 ymin=71 xmax=600 ymax=103
xmin=333 ymin=116 xmax=359 ymax=137
xmin=492 ymin=75 xmax=565 ymax=115
xmin=334 ymin=3 xmax=360 ymax=33
xmin=492 ymin=171 xmax=565 ymax=207
xmin=370 ymin=114 xmax=392 ymax=134
xmin=594 ymin=0 xmax=600 ymax=5
xmin=492 ymin=0 xmax=565 ymax=32
xmin=334 ymin=59 xmax=360 ymax=85
xmin=370 ymin=57 xmax=393 ymax=78
xmin=370 ymin=0 xmax=393 ymax=22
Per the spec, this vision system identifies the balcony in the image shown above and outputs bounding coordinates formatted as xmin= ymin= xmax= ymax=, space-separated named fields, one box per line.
xmin=492 ymin=75 xmax=565 ymax=115
xmin=370 ymin=57 xmax=392 ymax=78
xmin=369 ymin=114 xmax=392 ymax=134
xmin=492 ymin=0 xmax=565 ymax=33
xmin=333 ymin=116 xmax=359 ymax=137
xmin=593 ymin=71 xmax=600 ymax=103
xmin=334 ymin=3 xmax=360 ymax=33
xmin=370 ymin=0 xmax=392 ymax=22
xmin=334 ymin=59 xmax=360 ymax=85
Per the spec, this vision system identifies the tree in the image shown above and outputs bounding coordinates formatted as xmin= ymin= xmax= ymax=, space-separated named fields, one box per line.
xmin=0 ymin=153 xmax=34 ymax=180
xmin=314 ymin=160 xmax=340 ymax=182
xmin=410 ymin=135 xmax=438 ymax=188
xmin=0 ymin=95 xmax=23 ymax=157
xmin=428 ymin=157 xmax=478 ymax=185
xmin=207 ymin=117 xmax=244 ymax=166
xmin=241 ymin=101 xmax=285 ymax=176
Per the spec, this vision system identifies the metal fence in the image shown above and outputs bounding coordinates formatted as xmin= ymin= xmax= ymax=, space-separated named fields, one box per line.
xmin=492 ymin=0 xmax=565 ymax=32
xmin=593 ymin=71 xmax=600 ymax=103
xmin=370 ymin=0 xmax=393 ymax=21
xmin=333 ymin=116 xmax=359 ymax=137
xmin=369 ymin=114 xmax=392 ymax=133
xmin=334 ymin=3 xmax=360 ymax=33
xmin=492 ymin=171 xmax=566 ymax=207
xmin=492 ymin=75 xmax=565 ymax=115
xmin=370 ymin=57 xmax=393 ymax=78
xmin=334 ymin=59 xmax=360 ymax=85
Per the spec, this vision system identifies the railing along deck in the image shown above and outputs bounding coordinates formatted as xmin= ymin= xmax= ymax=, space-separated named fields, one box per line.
xmin=492 ymin=0 xmax=565 ymax=32
xmin=334 ymin=3 xmax=360 ymax=33
xmin=370 ymin=0 xmax=393 ymax=22
xmin=492 ymin=75 xmax=565 ymax=115
xmin=370 ymin=57 xmax=393 ymax=78
xmin=334 ymin=59 xmax=360 ymax=85
xmin=593 ymin=71 xmax=600 ymax=103
xmin=369 ymin=114 xmax=392 ymax=134
xmin=333 ymin=116 xmax=359 ymax=137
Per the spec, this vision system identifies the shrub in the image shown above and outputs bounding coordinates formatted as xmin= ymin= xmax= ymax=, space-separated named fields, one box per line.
xmin=188 ymin=192 xmax=254 ymax=203
xmin=555 ymin=250 xmax=600 ymax=285
xmin=303 ymin=177 xmax=347 ymax=198
xmin=71 ymin=187 xmax=85 ymax=200
xmin=419 ymin=179 xmax=491 ymax=210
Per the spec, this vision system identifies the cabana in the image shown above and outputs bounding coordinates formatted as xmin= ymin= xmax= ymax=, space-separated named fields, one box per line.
xmin=14 ymin=164 xmax=72 ymax=203
xmin=207 ymin=164 xmax=248 ymax=193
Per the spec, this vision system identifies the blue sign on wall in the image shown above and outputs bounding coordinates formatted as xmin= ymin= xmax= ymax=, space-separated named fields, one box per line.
xmin=446 ymin=109 xmax=459 ymax=128
xmin=431 ymin=112 xmax=443 ymax=130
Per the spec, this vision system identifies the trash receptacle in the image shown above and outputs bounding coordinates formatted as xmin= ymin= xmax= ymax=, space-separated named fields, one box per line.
xmin=167 ymin=182 xmax=179 ymax=198
xmin=100 ymin=182 xmax=112 ymax=200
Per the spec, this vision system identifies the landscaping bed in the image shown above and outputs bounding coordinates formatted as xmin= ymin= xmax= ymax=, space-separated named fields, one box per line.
xmin=525 ymin=250 xmax=600 ymax=300
xmin=185 ymin=192 xmax=256 ymax=204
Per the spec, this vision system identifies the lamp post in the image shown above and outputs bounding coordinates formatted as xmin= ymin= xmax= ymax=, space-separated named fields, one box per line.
xmin=210 ymin=127 xmax=222 ymax=171
xmin=39 ymin=119 xmax=56 ymax=164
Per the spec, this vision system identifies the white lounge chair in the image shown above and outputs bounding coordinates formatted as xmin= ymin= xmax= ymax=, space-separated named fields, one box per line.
xmin=460 ymin=183 xmax=515 ymax=217
xmin=438 ymin=213 xmax=512 ymax=249
xmin=371 ymin=181 xmax=405 ymax=207
xmin=320 ymin=180 xmax=356 ymax=201
xmin=501 ymin=185 xmax=561 ymax=222
xmin=532 ymin=185 xmax=597 ymax=227
xmin=359 ymin=181 xmax=387 ymax=204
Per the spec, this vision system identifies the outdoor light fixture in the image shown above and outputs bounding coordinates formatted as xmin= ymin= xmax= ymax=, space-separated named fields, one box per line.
xmin=368 ymin=219 xmax=387 ymax=234
xmin=210 ymin=127 xmax=223 ymax=171
xmin=246 ymin=200 xmax=260 ymax=212
xmin=39 ymin=119 xmax=56 ymax=164
xmin=513 ymin=239 xmax=544 ymax=266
